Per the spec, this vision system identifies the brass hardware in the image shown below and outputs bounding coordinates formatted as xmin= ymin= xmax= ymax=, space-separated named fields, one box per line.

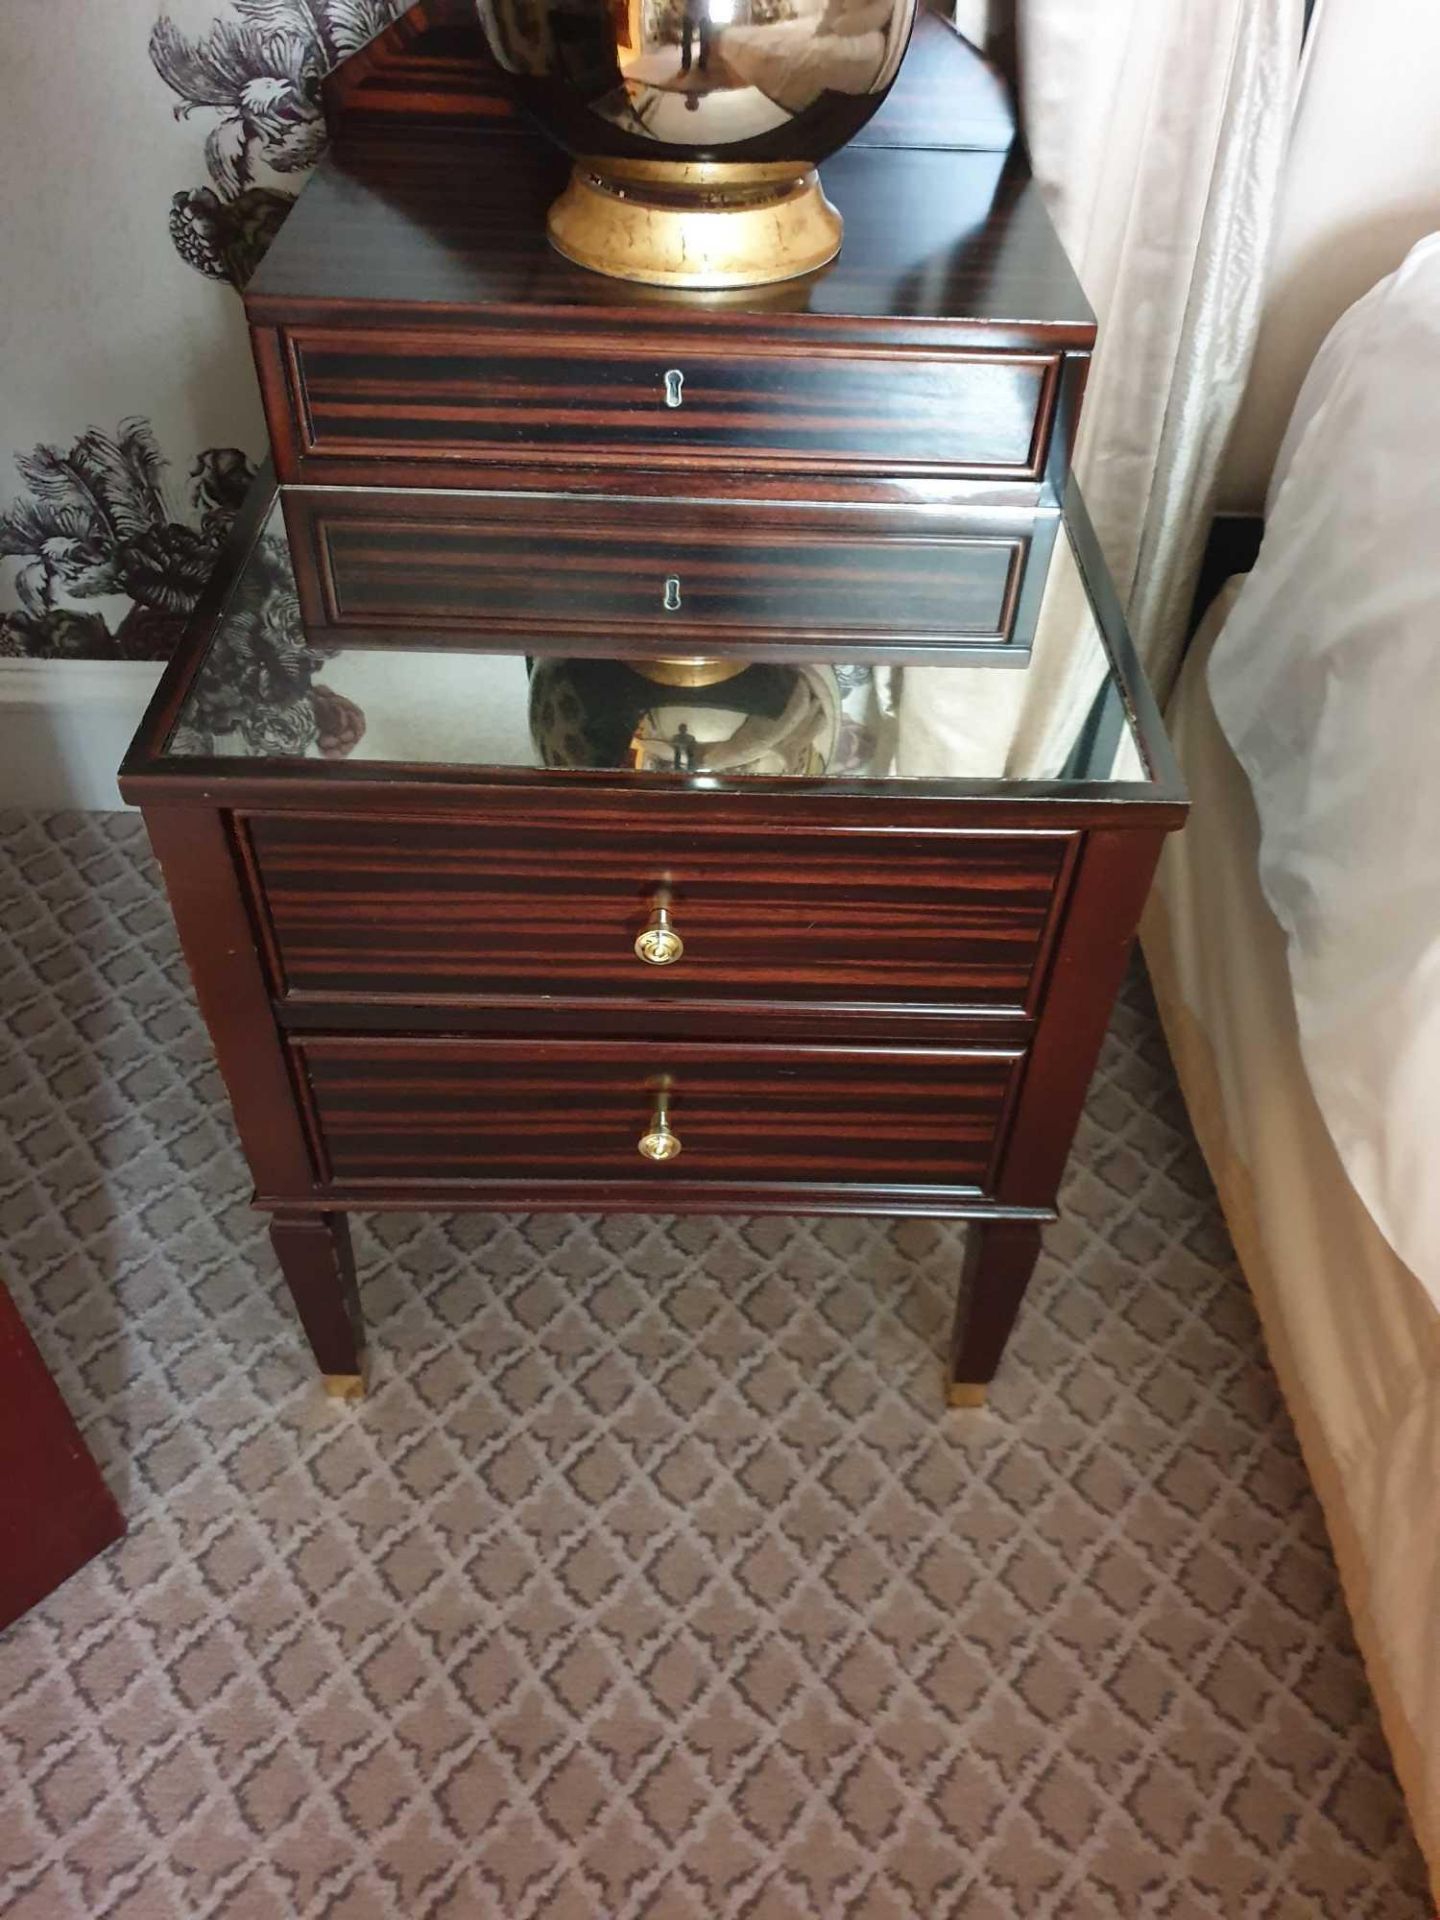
xmin=638 ymin=1080 xmax=682 ymax=1162
xmin=626 ymin=656 xmax=748 ymax=688
xmin=663 ymin=575 xmax=682 ymax=612
xmin=546 ymin=161 xmax=843 ymax=289
xmin=664 ymin=369 xmax=685 ymax=409
xmin=947 ymin=1382 xmax=989 ymax=1409
xmin=323 ymin=1352 xmax=370 ymax=1403
xmin=635 ymin=888 xmax=684 ymax=966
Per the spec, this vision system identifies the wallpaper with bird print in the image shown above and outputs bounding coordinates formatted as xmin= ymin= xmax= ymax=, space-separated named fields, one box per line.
xmin=151 ymin=0 xmax=405 ymax=288
xmin=0 ymin=0 xmax=407 ymax=665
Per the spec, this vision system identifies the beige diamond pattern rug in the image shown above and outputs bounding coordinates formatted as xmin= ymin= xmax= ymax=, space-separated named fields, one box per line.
xmin=0 ymin=810 xmax=1429 ymax=1918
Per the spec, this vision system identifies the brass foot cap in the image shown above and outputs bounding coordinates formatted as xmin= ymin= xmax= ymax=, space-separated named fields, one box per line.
xmin=947 ymin=1382 xmax=989 ymax=1409
xmin=323 ymin=1355 xmax=370 ymax=1403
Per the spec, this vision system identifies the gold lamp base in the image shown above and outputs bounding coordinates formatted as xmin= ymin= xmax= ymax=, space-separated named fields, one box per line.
xmin=547 ymin=160 xmax=843 ymax=289
xmin=626 ymin=656 xmax=750 ymax=688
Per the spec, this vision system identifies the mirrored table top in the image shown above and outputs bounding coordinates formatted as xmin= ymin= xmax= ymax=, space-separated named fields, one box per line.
xmin=152 ymin=491 xmax=1167 ymax=793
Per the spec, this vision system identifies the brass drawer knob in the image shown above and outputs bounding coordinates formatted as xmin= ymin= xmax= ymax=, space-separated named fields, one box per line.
xmin=638 ymin=1084 xmax=682 ymax=1162
xmin=635 ymin=889 xmax=684 ymax=966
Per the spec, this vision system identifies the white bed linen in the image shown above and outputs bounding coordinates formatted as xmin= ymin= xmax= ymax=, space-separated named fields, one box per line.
xmin=1143 ymin=614 xmax=1440 ymax=1895
xmin=716 ymin=23 xmax=885 ymax=111
xmin=1208 ymin=233 xmax=1440 ymax=1313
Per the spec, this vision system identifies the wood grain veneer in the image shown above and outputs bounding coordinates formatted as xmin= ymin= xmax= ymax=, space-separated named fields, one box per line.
xmin=276 ymin=327 xmax=1065 ymax=485
xmin=242 ymin=811 xmax=1077 ymax=1015
xmin=292 ymin=1035 xmax=1024 ymax=1192
xmin=245 ymin=138 xmax=1091 ymax=339
xmin=282 ymin=488 xmax=1047 ymax=657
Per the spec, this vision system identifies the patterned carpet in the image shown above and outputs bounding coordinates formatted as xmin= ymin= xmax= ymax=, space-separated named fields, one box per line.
xmin=0 ymin=809 xmax=1428 ymax=1919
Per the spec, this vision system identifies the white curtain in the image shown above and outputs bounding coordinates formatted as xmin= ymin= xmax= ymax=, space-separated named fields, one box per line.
xmin=893 ymin=1 xmax=1300 ymax=778
xmin=1019 ymin=0 xmax=1303 ymax=696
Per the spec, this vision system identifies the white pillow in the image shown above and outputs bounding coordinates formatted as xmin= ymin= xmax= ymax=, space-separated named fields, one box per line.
xmin=1208 ymin=232 xmax=1440 ymax=1310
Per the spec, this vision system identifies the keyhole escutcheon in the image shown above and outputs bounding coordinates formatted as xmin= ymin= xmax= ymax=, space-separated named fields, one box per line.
xmin=664 ymin=368 xmax=685 ymax=409
xmin=663 ymin=576 xmax=682 ymax=611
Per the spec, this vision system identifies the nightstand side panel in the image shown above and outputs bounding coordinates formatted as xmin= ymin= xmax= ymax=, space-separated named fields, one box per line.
xmin=141 ymin=805 xmax=320 ymax=1205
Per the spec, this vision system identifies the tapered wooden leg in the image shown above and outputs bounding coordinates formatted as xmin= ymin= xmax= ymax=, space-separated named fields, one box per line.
xmin=269 ymin=1211 xmax=368 ymax=1399
xmin=947 ymin=1220 xmax=1043 ymax=1406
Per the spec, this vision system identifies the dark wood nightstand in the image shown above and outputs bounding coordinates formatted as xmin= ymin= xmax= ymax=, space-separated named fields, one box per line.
xmin=119 ymin=5 xmax=1185 ymax=1407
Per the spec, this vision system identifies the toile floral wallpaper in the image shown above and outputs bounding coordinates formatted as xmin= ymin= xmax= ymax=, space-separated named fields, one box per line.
xmin=0 ymin=0 xmax=407 ymax=663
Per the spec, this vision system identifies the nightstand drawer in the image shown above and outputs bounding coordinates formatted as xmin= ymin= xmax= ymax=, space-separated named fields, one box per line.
xmin=245 ymin=812 xmax=1077 ymax=1016
xmin=268 ymin=326 xmax=1064 ymax=486
xmin=293 ymin=1036 xmax=1023 ymax=1192
xmin=283 ymin=490 xmax=1048 ymax=659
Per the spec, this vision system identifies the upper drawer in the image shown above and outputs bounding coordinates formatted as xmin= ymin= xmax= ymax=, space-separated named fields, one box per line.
xmin=283 ymin=490 xmax=1049 ymax=660
xmin=258 ymin=325 xmax=1065 ymax=487
xmin=243 ymin=811 xmax=1076 ymax=1017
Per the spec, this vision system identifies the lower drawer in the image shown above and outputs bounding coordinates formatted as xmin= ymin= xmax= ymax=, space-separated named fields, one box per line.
xmin=293 ymin=1036 xmax=1023 ymax=1193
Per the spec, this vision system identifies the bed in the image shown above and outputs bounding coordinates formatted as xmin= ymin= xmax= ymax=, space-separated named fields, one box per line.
xmin=718 ymin=0 xmax=909 ymax=115
xmin=1142 ymin=571 xmax=1440 ymax=1893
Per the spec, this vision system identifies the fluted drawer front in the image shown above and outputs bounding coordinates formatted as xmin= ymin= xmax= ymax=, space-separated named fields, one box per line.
xmin=294 ymin=1036 xmax=1023 ymax=1191
xmin=245 ymin=813 xmax=1077 ymax=1015
xmin=289 ymin=491 xmax=1034 ymax=655
xmin=279 ymin=328 xmax=1062 ymax=483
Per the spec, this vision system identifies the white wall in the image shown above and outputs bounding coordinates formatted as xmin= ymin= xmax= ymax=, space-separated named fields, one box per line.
xmin=0 ymin=0 xmax=267 ymax=630
xmin=0 ymin=0 xmax=406 ymax=806
xmin=1221 ymin=0 xmax=1440 ymax=509
xmin=0 ymin=662 xmax=162 ymax=811
xmin=0 ymin=0 xmax=406 ymax=670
